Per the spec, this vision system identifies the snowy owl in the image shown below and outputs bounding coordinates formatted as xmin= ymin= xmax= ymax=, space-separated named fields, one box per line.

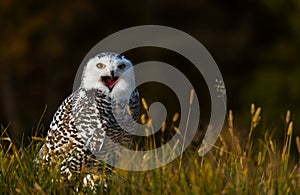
xmin=39 ymin=52 xmax=140 ymax=182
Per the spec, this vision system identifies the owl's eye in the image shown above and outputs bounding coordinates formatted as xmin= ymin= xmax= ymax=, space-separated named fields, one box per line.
xmin=118 ymin=64 xmax=126 ymax=69
xmin=96 ymin=63 xmax=106 ymax=69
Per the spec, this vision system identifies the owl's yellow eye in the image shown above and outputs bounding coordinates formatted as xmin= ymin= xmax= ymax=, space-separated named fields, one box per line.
xmin=118 ymin=64 xmax=126 ymax=69
xmin=96 ymin=63 xmax=106 ymax=69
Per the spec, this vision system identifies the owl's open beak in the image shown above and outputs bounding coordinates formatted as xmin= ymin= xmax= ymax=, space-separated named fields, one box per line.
xmin=101 ymin=76 xmax=119 ymax=90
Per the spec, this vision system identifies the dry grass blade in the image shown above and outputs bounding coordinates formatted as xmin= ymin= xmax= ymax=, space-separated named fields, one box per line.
xmin=0 ymin=106 xmax=300 ymax=194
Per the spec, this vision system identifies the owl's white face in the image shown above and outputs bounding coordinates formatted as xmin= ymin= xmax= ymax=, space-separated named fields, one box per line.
xmin=81 ymin=52 xmax=136 ymax=100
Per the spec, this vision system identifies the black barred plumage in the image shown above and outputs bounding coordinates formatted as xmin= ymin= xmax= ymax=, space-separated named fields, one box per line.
xmin=38 ymin=52 xmax=139 ymax=185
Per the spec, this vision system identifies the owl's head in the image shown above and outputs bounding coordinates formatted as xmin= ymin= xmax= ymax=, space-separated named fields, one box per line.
xmin=81 ymin=52 xmax=136 ymax=98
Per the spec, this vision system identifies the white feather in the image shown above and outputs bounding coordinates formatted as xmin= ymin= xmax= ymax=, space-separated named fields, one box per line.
xmin=80 ymin=53 xmax=136 ymax=104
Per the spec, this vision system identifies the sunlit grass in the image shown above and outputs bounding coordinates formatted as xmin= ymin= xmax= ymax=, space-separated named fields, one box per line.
xmin=0 ymin=103 xmax=300 ymax=194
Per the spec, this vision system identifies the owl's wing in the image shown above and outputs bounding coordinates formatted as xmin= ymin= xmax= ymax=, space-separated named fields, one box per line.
xmin=129 ymin=88 xmax=140 ymax=122
xmin=39 ymin=89 xmax=106 ymax=166
xmin=38 ymin=91 xmax=89 ymax=178
xmin=39 ymin=92 xmax=80 ymax=162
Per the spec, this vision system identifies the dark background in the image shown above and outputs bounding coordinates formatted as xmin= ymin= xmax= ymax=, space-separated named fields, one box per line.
xmin=1 ymin=1 xmax=300 ymax=147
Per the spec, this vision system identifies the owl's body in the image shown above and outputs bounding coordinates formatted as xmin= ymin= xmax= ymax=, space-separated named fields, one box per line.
xmin=39 ymin=52 xmax=139 ymax=181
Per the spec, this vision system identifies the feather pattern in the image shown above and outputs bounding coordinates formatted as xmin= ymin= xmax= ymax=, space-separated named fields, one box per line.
xmin=38 ymin=52 xmax=139 ymax=182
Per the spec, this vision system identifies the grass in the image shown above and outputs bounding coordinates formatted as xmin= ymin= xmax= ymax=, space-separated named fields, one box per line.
xmin=0 ymin=103 xmax=300 ymax=194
